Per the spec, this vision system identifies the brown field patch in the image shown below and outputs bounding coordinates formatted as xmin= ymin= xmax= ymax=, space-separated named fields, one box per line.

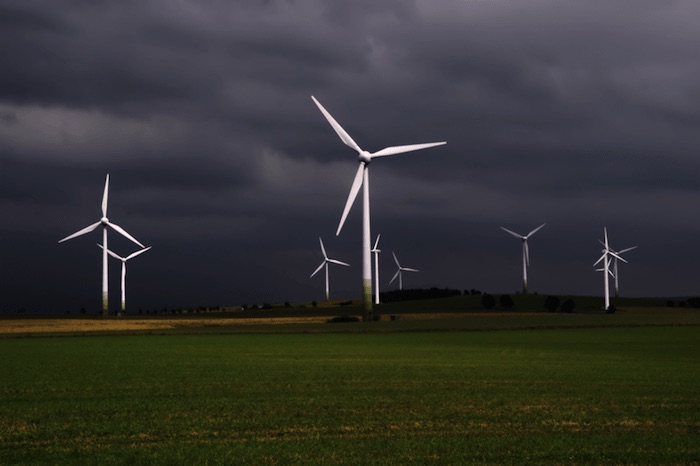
xmin=0 ymin=312 xmax=527 ymax=335
xmin=0 ymin=316 xmax=330 ymax=334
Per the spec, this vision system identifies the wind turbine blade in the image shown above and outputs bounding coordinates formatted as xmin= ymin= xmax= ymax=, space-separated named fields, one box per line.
xmin=608 ymin=251 xmax=627 ymax=264
xmin=126 ymin=246 xmax=152 ymax=261
xmin=603 ymin=227 xmax=609 ymax=249
xmin=58 ymin=221 xmax=101 ymax=243
xmin=318 ymin=237 xmax=327 ymax=259
xmin=328 ymin=259 xmax=350 ymax=267
xmin=525 ymin=241 xmax=530 ymax=267
xmin=403 ymin=267 xmax=419 ymax=273
xmin=97 ymin=243 xmax=124 ymax=261
xmin=370 ymin=142 xmax=446 ymax=158
xmin=106 ymin=221 xmax=145 ymax=248
xmin=527 ymin=223 xmax=546 ymax=238
xmin=311 ymin=96 xmax=362 ymax=154
xmin=593 ymin=252 xmax=607 ymax=267
xmin=101 ymin=174 xmax=110 ymax=217
xmin=373 ymin=234 xmax=381 ymax=250
xmin=500 ymin=227 xmax=524 ymax=239
xmin=390 ymin=269 xmax=400 ymax=284
xmin=336 ymin=164 xmax=364 ymax=236
xmin=310 ymin=261 xmax=325 ymax=278
xmin=392 ymin=251 xmax=401 ymax=267
xmin=618 ymin=246 xmax=638 ymax=255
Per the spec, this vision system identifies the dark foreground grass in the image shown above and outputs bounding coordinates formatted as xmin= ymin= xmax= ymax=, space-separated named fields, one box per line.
xmin=1 ymin=327 xmax=698 ymax=464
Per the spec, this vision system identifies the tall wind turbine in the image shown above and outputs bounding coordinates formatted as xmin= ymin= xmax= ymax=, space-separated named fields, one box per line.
xmin=310 ymin=237 xmax=350 ymax=301
xmin=594 ymin=227 xmax=626 ymax=311
xmin=312 ymin=95 xmax=445 ymax=321
xmin=371 ymin=234 xmax=381 ymax=304
xmin=390 ymin=252 xmax=419 ymax=291
xmin=59 ymin=174 xmax=144 ymax=317
xmin=98 ymin=245 xmax=151 ymax=314
xmin=500 ymin=223 xmax=546 ymax=294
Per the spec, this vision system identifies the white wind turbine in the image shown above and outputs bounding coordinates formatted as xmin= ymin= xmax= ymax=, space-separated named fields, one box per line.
xmin=390 ymin=252 xmax=419 ymax=291
xmin=98 ymin=245 xmax=151 ymax=314
xmin=371 ymin=234 xmax=381 ymax=304
xmin=603 ymin=243 xmax=637 ymax=298
xmin=312 ymin=95 xmax=445 ymax=321
xmin=500 ymin=223 xmax=546 ymax=294
xmin=310 ymin=237 xmax=350 ymax=301
xmin=594 ymin=227 xmax=627 ymax=311
xmin=59 ymin=174 xmax=144 ymax=317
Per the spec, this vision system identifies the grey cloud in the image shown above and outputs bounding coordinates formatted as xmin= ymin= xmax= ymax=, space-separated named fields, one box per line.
xmin=2 ymin=0 xmax=700 ymax=313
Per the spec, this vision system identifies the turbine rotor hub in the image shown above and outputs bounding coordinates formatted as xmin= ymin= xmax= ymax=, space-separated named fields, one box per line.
xmin=359 ymin=150 xmax=371 ymax=164
xmin=101 ymin=217 xmax=109 ymax=224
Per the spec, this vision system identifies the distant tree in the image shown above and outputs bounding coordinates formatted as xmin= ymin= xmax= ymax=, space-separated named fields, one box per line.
xmin=544 ymin=295 xmax=560 ymax=312
xmin=80 ymin=307 xmax=86 ymax=315
xmin=481 ymin=294 xmax=496 ymax=310
xmin=284 ymin=301 xmax=291 ymax=308
xmin=679 ymin=301 xmax=687 ymax=308
xmin=666 ymin=300 xmax=675 ymax=308
xmin=561 ymin=299 xmax=575 ymax=313
xmin=312 ymin=300 xmax=317 ymax=308
xmin=499 ymin=294 xmax=514 ymax=310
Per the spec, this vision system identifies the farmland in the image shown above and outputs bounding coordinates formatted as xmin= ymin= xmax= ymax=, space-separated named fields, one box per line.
xmin=1 ymin=301 xmax=699 ymax=464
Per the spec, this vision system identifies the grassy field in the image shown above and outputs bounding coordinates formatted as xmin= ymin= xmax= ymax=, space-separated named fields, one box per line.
xmin=1 ymin=322 xmax=698 ymax=464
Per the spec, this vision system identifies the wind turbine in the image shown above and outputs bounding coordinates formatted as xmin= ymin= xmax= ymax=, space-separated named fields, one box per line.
xmin=594 ymin=227 xmax=627 ymax=311
xmin=390 ymin=251 xmax=419 ymax=291
xmin=371 ymin=234 xmax=381 ymax=304
xmin=59 ymin=174 xmax=144 ymax=317
xmin=312 ymin=95 xmax=445 ymax=321
xmin=603 ymin=243 xmax=637 ymax=298
xmin=98 ymin=245 xmax=151 ymax=315
xmin=310 ymin=237 xmax=350 ymax=301
xmin=500 ymin=223 xmax=546 ymax=294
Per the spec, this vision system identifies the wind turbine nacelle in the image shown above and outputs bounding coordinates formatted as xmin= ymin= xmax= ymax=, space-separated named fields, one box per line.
xmin=101 ymin=217 xmax=109 ymax=224
xmin=359 ymin=151 xmax=372 ymax=164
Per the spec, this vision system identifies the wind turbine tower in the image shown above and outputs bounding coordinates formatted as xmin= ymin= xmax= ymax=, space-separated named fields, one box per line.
xmin=312 ymin=96 xmax=445 ymax=321
xmin=59 ymin=174 xmax=144 ymax=317
xmin=371 ymin=234 xmax=381 ymax=304
xmin=500 ymin=223 xmax=545 ymax=294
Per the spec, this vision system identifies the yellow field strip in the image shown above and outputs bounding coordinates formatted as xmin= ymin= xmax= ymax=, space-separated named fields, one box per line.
xmin=0 ymin=313 xmax=493 ymax=334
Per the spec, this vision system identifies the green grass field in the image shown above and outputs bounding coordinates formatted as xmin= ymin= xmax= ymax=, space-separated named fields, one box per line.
xmin=1 ymin=322 xmax=698 ymax=464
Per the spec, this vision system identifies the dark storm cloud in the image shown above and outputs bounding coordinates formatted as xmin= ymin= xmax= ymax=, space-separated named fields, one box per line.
xmin=2 ymin=0 xmax=700 ymax=313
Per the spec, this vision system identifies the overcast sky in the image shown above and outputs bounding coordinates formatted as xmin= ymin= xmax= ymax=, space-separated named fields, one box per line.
xmin=2 ymin=0 xmax=699 ymax=314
